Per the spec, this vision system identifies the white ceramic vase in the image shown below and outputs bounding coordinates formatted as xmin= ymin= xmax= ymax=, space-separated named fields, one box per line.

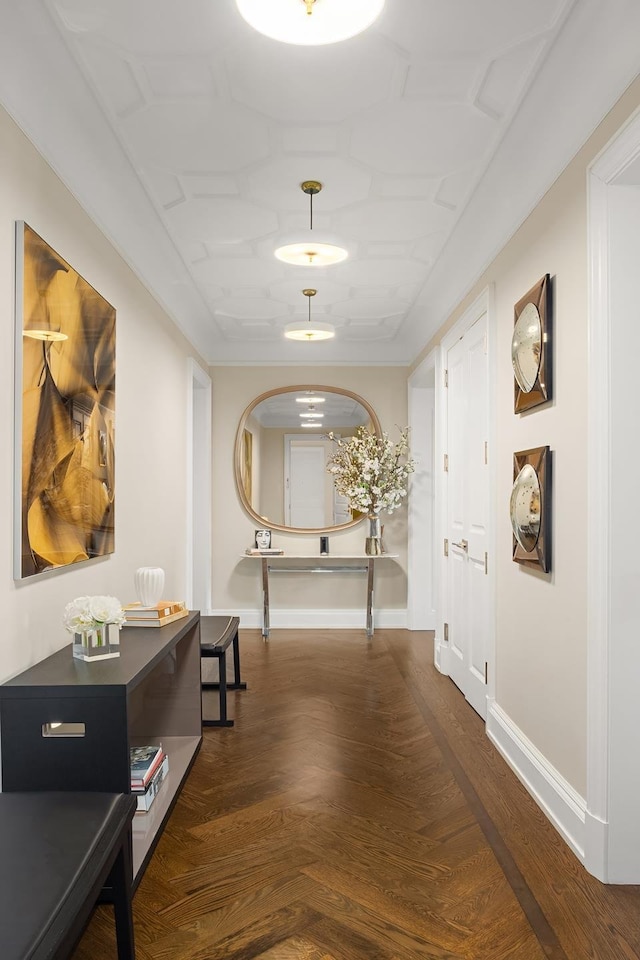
xmin=134 ymin=566 xmax=165 ymax=607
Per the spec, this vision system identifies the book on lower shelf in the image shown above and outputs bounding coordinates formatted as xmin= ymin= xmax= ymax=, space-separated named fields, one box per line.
xmin=133 ymin=754 xmax=169 ymax=812
xmin=123 ymin=600 xmax=186 ymax=619
xmin=245 ymin=548 xmax=284 ymax=556
xmin=123 ymin=607 xmax=190 ymax=628
xmin=130 ymin=744 xmax=164 ymax=788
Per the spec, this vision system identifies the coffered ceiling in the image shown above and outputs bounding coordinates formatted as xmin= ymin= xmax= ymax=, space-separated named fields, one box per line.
xmin=1 ymin=0 xmax=639 ymax=364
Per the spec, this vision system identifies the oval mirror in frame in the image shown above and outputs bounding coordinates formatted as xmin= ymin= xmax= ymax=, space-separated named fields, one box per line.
xmin=234 ymin=385 xmax=381 ymax=534
xmin=511 ymin=301 xmax=542 ymax=394
xmin=510 ymin=462 xmax=541 ymax=553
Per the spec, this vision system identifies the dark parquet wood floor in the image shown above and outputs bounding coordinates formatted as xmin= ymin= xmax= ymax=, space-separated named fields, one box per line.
xmin=72 ymin=628 xmax=640 ymax=960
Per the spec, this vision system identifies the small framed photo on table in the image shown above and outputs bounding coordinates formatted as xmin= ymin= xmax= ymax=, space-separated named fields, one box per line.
xmin=255 ymin=529 xmax=271 ymax=549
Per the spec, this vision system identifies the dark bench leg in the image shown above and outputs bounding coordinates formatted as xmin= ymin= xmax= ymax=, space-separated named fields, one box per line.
xmin=232 ymin=632 xmax=247 ymax=691
xmin=202 ymin=651 xmax=234 ymax=727
xmin=108 ymin=838 xmax=135 ymax=960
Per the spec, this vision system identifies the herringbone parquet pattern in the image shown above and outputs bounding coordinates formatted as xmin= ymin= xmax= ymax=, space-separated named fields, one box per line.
xmin=71 ymin=628 xmax=640 ymax=960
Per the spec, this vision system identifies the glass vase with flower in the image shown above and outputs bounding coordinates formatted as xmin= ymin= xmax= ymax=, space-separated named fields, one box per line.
xmin=63 ymin=595 xmax=126 ymax=661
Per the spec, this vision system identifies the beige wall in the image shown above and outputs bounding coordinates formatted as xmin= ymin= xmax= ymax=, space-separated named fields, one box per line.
xmin=210 ymin=366 xmax=409 ymax=615
xmin=0 ymin=104 xmax=206 ymax=684
xmin=413 ymin=78 xmax=640 ymax=798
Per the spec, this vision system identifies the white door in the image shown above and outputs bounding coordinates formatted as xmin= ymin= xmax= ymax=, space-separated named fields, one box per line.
xmin=445 ymin=314 xmax=489 ymax=718
xmin=287 ymin=442 xmax=327 ymax=527
xmin=333 ymin=487 xmax=351 ymax=525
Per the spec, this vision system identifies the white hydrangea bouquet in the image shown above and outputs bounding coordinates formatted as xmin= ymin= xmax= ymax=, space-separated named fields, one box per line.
xmin=326 ymin=426 xmax=416 ymax=517
xmin=63 ymin=595 xmax=126 ymax=661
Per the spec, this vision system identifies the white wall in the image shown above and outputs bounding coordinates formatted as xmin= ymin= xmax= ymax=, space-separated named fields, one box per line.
xmin=209 ymin=365 xmax=409 ymax=625
xmin=0 ymin=104 xmax=206 ymax=683
xmin=413 ymin=77 xmax=640 ymax=804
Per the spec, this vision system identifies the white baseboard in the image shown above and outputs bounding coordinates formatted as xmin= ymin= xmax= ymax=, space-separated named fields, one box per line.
xmin=208 ymin=608 xmax=408 ymax=630
xmin=487 ymin=700 xmax=586 ymax=862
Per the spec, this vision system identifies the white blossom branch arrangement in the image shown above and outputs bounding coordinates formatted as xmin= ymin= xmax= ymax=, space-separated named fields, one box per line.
xmin=326 ymin=426 xmax=416 ymax=516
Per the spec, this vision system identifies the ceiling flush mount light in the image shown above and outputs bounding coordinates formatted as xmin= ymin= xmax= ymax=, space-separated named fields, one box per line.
xmin=295 ymin=395 xmax=326 ymax=403
xmin=275 ymin=182 xmax=348 ymax=267
xmin=236 ymin=0 xmax=385 ymax=46
xmin=284 ymin=288 xmax=335 ymax=341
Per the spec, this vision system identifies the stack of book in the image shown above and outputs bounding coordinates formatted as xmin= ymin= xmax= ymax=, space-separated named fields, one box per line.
xmin=245 ymin=547 xmax=284 ymax=556
xmin=130 ymin=745 xmax=169 ymax=812
xmin=122 ymin=600 xmax=188 ymax=628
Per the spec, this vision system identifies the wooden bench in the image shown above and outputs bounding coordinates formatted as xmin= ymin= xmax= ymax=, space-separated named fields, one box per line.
xmin=0 ymin=791 xmax=137 ymax=960
xmin=200 ymin=615 xmax=246 ymax=727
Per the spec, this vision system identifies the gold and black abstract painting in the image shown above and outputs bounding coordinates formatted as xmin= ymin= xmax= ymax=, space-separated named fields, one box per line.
xmin=15 ymin=222 xmax=115 ymax=578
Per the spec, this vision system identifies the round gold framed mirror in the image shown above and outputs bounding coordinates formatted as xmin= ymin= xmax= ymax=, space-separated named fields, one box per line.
xmin=234 ymin=385 xmax=381 ymax=534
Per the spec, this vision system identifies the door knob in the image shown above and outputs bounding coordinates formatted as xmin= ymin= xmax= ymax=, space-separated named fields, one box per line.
xmin=452 ymin=539 xmax=468 ymax=552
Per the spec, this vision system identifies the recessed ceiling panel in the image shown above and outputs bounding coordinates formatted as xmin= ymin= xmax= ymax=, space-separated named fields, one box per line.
xmin=73 ymin=42 xmax=143 ymax=117
xmin=476 ymin=38 xmax=546 ymax=119
xmin=59 ymin=0 xmax=238 ymax=53
xmin=379 ymin=0 xmax=566 ymax=56
xmin=336 ymin=200 xmax=454 ymax=242
xmin=192 ymin=257 xmax=285 ymax=287
xmin=165 ymin=198 xmax=278 ymax=244
xmin=377 ymin=177 xmax=438 ymax=199
xmin=435 ymin=170 xmax=475 ymax=211
xmin=333 ymin=258 xmax=426 ymax=286
xmin=143 ymin=58 xmax=214 ymax=99
xmin=225 ymin=34 xmax=401 ymax=124
xmin=183 ymin=175 xmax=240 ymax=198
xmin=212 ymin=298 xmax=284 ymax=321
xmin=281 ymin=126 xmax=341 ymax=155
xmin=404 ymin=58 xmax=480 ymax=101
xmin=333 ymin=298 xmax=409 ymax=320
xmin=120 ymin=101 xmax=270 ymax=172
xmin=351 ymin=100 xmax=497 ymax=176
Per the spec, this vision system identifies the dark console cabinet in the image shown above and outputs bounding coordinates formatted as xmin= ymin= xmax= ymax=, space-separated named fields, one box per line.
xmin=0 ymin=612 xmax=202 ymax=886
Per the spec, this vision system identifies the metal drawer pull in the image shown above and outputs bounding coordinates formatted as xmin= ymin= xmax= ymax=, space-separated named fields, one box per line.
xmin=42 ymin=722 xmax=86 ymax=738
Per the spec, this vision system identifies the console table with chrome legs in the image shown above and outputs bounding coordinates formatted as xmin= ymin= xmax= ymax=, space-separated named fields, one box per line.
xmin=242 ymin=554 xmax=398 ymax=638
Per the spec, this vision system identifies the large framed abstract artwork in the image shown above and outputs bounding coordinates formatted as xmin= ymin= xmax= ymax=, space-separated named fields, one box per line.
xmin=14 ymin=222 xmax=116 ymax=579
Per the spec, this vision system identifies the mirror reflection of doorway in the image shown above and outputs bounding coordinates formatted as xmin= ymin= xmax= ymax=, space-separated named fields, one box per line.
xmin=284 ymin=435 xmax=343 ymax=527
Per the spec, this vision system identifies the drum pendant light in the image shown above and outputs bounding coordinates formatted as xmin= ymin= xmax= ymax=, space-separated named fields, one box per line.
xmin=236 ymin=0 xmax=385 ymax=46
xmin=275 ymin=181 xmax=348 ymax=267
xmin=284 ymin=288 xmax=335 ymax=341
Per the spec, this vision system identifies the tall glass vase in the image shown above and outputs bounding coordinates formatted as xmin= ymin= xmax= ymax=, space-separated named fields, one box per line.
xmin=365 ymin=513 xmax=383 ymax=556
